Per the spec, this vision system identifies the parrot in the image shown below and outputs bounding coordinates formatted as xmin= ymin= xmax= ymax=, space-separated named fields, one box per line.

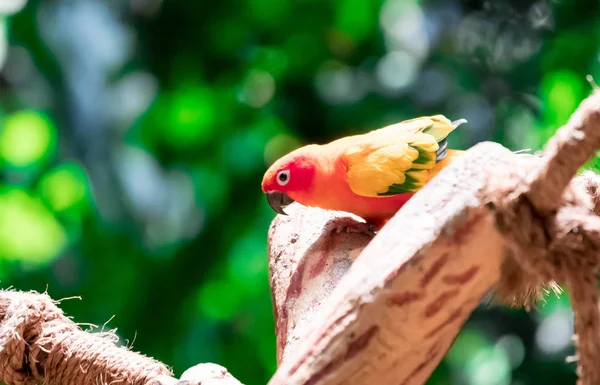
xmin=260 ymin=115 xmax=469 ymax=233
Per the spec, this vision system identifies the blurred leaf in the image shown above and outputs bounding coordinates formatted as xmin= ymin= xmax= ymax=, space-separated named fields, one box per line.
xmin=189 ymin=164 xmax=230 ymax=218
xmin=167 ymin=86 xmax=218 ymax=145
xmin=334 ymin=0 xmax=378 ymax=43
xmin=0 ymin=109 xmax=57 ymax=169
xmin=220 ymin=115 xmax=288 ymax=176
xmin=196 ymin=278 xmax=245 ymax=320
xmin=283 ymin=32 xmax=326 ymax=73
xmin=0 ymin=187 xmax=66 ymax=265
xmin=539 ymin=70 xmax=584 ymax=142
xmin=2 ymin=1 xmax=599 ymax=384
xmin=208 ymin=16 xmax=250 ymax=55
xmin=495 ymin=334 xmax=526 ymax=369
xmin=248 ymin=46 xmax=289 ymax=80
xmin=227 ymin=232 xmax=267 ymax=292
xmin=446 ymin=327 xmax=491 ymax=369
xmin=0 ymin=0 xmax=27 ymax=16
xmin=238 ymin=69 xmax=276 ymax=108
xmin=141 ymin=85 xmax=220 ymax=151
xmin=465 ymin=346 xmax=511 ymax=385
xmin=247 ymin=0 xmax=291 ymax=29
xmin=263 ymin=133 xmax=302 ymax=166
xmin=38 ymin=161 xmax=90 ymax=213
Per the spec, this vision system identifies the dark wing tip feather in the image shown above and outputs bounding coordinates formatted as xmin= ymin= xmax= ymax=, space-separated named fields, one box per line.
xmin=435 ymin=118 xmax=465 ymax=162
xmin=436 ymin=139 xmax=448 ymax=162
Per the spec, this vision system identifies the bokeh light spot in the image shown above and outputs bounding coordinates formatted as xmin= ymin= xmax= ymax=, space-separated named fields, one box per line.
xmin=0 ymin=188 xmax=67 ymax=264
xmin=39 ymin=162 xmax=89 ymax=212
xmin=315 ymin=61 xmax=365 ymax=104
xmin=376 ymin=51 xmax=419 ymax=92
xmin=380 ymin=0 xmax=429 ymax=58
xmin=446 ymin=328 xmax=490 ymax=368
xmin=227 ymin=233 xmax=267 ymax=288
xmin=0 ymin=110 xmax=57 ymax=168
xmin=535 ymin=308 xmax=574 ymax=355
xmin=264 ymin=134 xmax=301 ymax=166
xmin=0 ymin=0 xmax=27 ymax=15
xmin=164 ymin=86 xmax=218 ymax=147
xmin=541 ymin=70 xmax=583 ymax=137
xmin=466 ymin=346 xmax=511 ymax=385
xmin=238 ymin=69 xmax=276 ymax=108
xmin=495 ymin=334 xmax=525 ymax=369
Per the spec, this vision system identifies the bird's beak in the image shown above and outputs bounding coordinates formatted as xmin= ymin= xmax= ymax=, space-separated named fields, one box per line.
xmin=266 ymin=191 xmax=295 ymax=215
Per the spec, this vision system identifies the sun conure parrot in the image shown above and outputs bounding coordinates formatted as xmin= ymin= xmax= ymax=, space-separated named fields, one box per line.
xmin=261 ymin=115 xmax=467 ymax=232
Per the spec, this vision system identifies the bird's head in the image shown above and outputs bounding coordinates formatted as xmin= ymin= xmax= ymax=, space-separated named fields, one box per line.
xmin=261 ymin=145 xmax=319 ymax=215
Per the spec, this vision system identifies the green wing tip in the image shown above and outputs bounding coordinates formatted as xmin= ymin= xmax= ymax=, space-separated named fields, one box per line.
xmin=451 ymin=118 xmax=468 ymax=129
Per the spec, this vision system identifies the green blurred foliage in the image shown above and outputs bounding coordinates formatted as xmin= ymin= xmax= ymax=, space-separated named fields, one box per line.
xmin=0 ymin=0 xmax=598 ymax=384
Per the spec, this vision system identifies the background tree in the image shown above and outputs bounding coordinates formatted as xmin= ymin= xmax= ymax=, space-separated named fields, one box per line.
xmin=0 ymin=0 xmax=597 ymax=384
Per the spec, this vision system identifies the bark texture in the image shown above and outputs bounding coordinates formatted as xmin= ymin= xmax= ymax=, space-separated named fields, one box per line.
xmin=268 ymin=143 xmax=510 ymax=385
xmin=266 ymin=89 xmax=600 ymax=385
xmin=0 ymin=290 xmax=242 ymax=385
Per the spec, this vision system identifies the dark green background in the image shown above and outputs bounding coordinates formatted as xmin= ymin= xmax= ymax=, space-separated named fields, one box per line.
xmin=0 ymin=0 xmax=597 ymax=384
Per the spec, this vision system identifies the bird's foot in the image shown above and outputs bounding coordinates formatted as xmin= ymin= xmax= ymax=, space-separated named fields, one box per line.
xmin=332 ymin=219 xmax=377 ymax=237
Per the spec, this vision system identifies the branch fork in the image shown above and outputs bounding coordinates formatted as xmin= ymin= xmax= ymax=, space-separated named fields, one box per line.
xmin=266 ymin=89 xmax=600 ymax=385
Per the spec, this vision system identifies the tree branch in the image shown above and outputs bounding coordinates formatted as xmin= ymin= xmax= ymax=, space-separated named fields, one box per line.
xmin=266 ymin=89 xmax=600 ymax=385
xmin=267 ymin=143 xmax=512 ymax=385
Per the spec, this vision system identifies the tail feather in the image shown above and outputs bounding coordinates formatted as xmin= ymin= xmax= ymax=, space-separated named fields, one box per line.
xmin=432 ymin=118 xmax=467 ymax=162
xmin=422 ymin=116 xmax=467 ymax=144
xmin=451 ymin=119 xmax=468 ymax=129
xmin=436 ymin=139 xmax=448 ymax=162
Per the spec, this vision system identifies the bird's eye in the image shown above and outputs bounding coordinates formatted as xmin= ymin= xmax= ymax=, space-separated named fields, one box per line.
xmin=277 ymin=170 xmax=290 ymax=186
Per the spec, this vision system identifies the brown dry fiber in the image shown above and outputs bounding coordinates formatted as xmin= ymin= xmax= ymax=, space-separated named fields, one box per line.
xmin=0 ymin=291 xmax=246 ymax=385
xmin=0 ymin=290 xmax=172 ymax=385
xmin=488 ymin=91 xmax=600 ymax=385
xmin=267 ymin=89 xmax=600 ymax=385
xmin=0 ymin=290 xmax=245 ymax=385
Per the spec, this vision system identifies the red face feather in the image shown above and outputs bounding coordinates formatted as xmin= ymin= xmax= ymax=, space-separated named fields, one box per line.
xmin=261 ymin=153 xmax=316 ymax=194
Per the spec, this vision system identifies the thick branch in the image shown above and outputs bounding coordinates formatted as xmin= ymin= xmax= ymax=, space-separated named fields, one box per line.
xmin=266 ymin=89 xmax=600 ymax=385
xmin=268 ymin=206 xmax=372 ymax=364
xmin=526 ymin=89 xmax=600 ymax=215
xmin=268 ymin=142 xmax=514 ymax=385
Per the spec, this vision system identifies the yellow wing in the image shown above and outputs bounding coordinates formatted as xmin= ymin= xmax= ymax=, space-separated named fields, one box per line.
xmin=343 ymin=115 xmax=463 ymax=197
